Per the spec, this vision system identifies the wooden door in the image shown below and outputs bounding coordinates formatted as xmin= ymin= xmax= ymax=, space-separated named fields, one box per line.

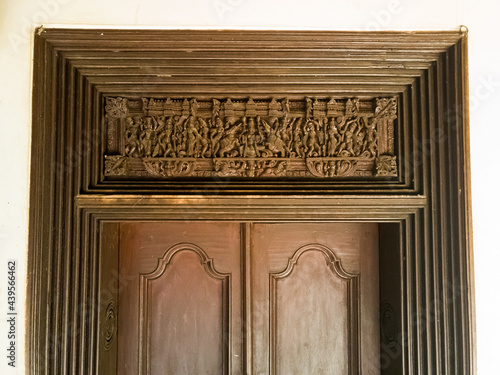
xmin=111 ymin=222 xmax=379 ymax=374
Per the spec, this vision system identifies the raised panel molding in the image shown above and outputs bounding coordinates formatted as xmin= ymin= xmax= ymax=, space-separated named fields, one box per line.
xmin=269 ymin=243 xmax=360 ymax=374
xmin=139 ymin=243 xmax=230 ymax=375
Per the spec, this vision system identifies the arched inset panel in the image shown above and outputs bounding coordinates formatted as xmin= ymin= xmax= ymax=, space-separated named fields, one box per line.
xmin=139 ymin=243 xmax=230 ymax=375
xmin=269 ymin=243 xmax=360 ymax=375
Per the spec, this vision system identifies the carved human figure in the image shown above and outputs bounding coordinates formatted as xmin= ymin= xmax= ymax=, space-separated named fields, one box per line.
xmin=124 ymin=116 xmax=141 ymax=157
xmin=210 ymin=117 xmax=225 ymax=156
xmin=154 ymin=117 xmax=175 ymax=157
xmin=364 ymin=117 xmax=378 ymax=156
xmin=338 ymin=120 xmax=357 ymax=156
xmin=280 ymin=116 xmax=295 ymax=153
xmin=326 ymin=118 xmax=340 ymax=157
xmin=292 ymin=118 xmax=305 ymax=158
xmin=152 ymin=115 xmax=163 ymax=148
xmin=140 ymin=117 xmax=155 ymax=157
xmin=261 ymin=117 xmax=289 ymax=157
xmin=241 ymin=117 xmax=261 ymax=158
xmin=304 ymin=120 xmax=321 ymax=157
xmin=212 ymin=99 xmax=221 ymax=121
xmin=218 ymin=121 xmax=242 ymax=157
xmin=316 ymin=118 xmax=327 ymax=156
xmin=353 ymin=126 xmax=365 ymax=156
xmin=282 ymin=98 xmax=290 ymax=116
xmin=197 ymin=118 xmax=211 ymax=158
xmin=166 ymin=117 xmax=177 ymax=157
xmin=186 ymin=116 xmax=202 ymax=157
xmin=152 ymin=116 xmax=166 ymax=157
xmin=335 ymin=115 xmax=347 ymax=134
xmin=173 ymin=115 xmax=187 ymax=156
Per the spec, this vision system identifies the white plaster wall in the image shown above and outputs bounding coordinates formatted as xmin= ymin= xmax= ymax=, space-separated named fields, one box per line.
xmin=0 ymin=0 xmax=498 ymax=373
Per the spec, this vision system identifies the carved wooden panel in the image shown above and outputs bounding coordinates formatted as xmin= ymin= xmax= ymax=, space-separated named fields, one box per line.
xmin=117 ymin=222 xmax=242 ymax=374
xmin=104 ymin=97 xmax=398 ymax=179
xmin=251 ymin=223 xmax=379 ymax=374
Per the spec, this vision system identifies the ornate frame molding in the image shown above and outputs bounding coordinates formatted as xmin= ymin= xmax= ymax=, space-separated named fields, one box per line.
xmin=28 ymin=29 xmax=473 ymax=374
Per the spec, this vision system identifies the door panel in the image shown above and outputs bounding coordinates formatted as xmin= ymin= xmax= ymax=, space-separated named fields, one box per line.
xmin=270 ymin=246 xmax=353 ymax=374
xmin=118 ymin=222 xmax=243 ymax=375
xmin=251 ymin=223 xmax=379 ymax=375
xmin=143 ymin=246 xmax=229 ymax=374
xmin=114 ymin=222 xmax=378 ymax=374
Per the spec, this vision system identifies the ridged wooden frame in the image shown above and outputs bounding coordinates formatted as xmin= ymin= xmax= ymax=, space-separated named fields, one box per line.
xmin=28 ymin=29 xmax=474 ymax=374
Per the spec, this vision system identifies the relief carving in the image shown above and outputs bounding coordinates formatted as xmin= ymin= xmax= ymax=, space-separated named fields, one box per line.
xmin=105 ymin=97 xmax=128 ymax=118
xmin=306 ymin=159 xmax=358 ymax=178
xmin=142 ymin=159 xmax=194 ymax=177
xmin=104 ymin=96 xmax=398 ymax=178
xmin=214 ymin=159 xmax=288 ymax=178
xmin=375 ymin=155 xmax=398 ymax=177
xmin=104 ymin=155 xmax=128 ymax=176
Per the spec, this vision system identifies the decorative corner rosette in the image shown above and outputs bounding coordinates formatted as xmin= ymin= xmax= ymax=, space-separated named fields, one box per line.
xmin=103 ymin=96 xmax=398 ymax=179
